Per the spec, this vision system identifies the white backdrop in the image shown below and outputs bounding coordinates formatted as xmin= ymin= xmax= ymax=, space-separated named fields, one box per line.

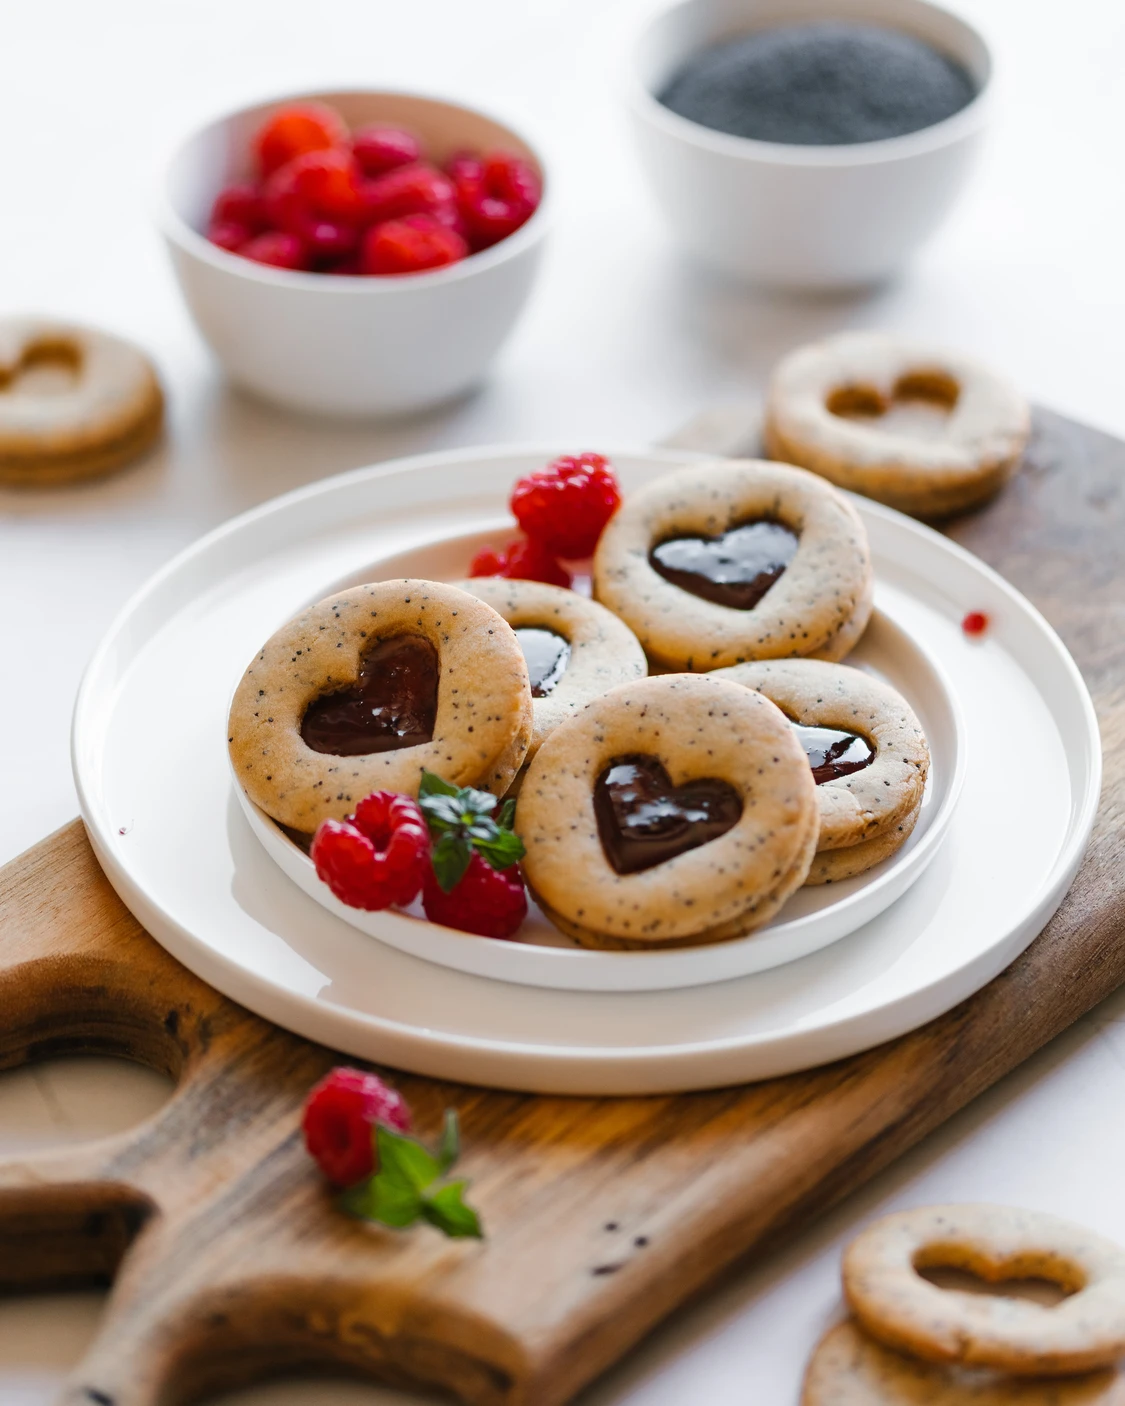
xmin=3 ymin=0 xmax=1125 ymax=1401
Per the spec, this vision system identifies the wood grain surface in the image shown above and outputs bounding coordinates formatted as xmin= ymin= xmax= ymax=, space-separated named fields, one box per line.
xmin=1 ymin=406 xmax=1123 ymax=1406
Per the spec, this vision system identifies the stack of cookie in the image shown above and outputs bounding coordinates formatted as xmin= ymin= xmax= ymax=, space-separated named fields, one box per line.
xmin=228 ymin=455 xmax=932 ymax=951
xmin=804 ymin=1205 xmax=1125 ymax=1403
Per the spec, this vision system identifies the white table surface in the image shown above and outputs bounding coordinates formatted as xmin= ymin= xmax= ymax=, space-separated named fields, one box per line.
xmin=3 ymin=0 xmax=1125 ymax=1400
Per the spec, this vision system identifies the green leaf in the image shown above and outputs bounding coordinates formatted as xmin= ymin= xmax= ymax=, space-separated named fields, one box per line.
xmin=376 ymin=1123 xmax=442 ymax=1191
xmin=465 ymin=817 xmax=501 ymax=843
xmin=419 ymin=770 xmax=459 ymax=799
xmin=431 ymin=832 xmax=473 ymax=893
xmin=459 ymin=787 xmax=497 ymax=816
xmin=437 ymin=1108 xmax=460 ymax=1173
xmin=338 ymin=1176 xmax=423 ymax=1227
xmin=422 ymin=1181 xmax=484 ymax=1239
xmin=496 ymin=798 xmax=516 ymax=831
xmin=474 ymin=827 xmax=526 ymax=871
xmin=419 ymin=793 xmax=465 ymax=832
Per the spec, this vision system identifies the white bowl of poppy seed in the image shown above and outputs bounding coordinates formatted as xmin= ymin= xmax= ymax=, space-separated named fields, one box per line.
xmin=625 ymin=0 xmax=992 ymax=288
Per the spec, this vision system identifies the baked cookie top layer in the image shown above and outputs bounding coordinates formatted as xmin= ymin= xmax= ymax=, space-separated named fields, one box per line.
xmin=519 ymin=673 xmax=818 ymax=946
xmin=764 ymin=330 xmax=1030 ymax=517
xmin=592 ymin=459 xmax=873 ymax=671
xmin=228 ymin=579 xmax=532 ymax=831
xmin=713 ymin=658 xmax=929 ymax=851
xmin=843 ymin=1205 xmax=1125 ymax=1377
xmin=455 ymin=577 xmax=647 ymax=761
xmin=0 ymin=317 xmax=163 ymax=484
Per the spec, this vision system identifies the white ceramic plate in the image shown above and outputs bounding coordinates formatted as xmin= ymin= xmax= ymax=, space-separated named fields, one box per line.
xmin=73 ymin=446 xmax=1101 ymax=1094
xmin=232 ymin=528 xmax=964 ymax=991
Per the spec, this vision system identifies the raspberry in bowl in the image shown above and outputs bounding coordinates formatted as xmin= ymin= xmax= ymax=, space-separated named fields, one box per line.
xmin=160 ymin=90 xmax=549 ymax=417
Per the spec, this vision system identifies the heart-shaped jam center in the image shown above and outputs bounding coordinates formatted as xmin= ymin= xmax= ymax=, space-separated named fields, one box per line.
xmin=301 ymin=635 xmax=439 ymax=756
xmin=792 ymin=723 xmax=875 ymax=784
xmin=827 ymin=371 xmax=959 ymax=442
xmin=515 ymin=627 xmax=571 ymax=698
xmin=594 ymin=755 xmax=742 ymax=875
xmin=650 ymin=520 xmax=799 ymax=610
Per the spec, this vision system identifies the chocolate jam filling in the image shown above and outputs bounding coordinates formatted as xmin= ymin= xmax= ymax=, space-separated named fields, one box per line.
xmin=300 ymin=635 xmax=439 ymax=756
xmin=594 ymin=755 xmax=742 ymax=875
xmin=793 ymin=722 xmax=875 ymax=784
xmin=650 ymin=520 xmax=799 ymax=610
xmin=515 ymin=627 xmax=571 ymax=698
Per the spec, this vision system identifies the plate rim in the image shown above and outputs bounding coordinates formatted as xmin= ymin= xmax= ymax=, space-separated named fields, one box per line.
xmin=72 ymin=443 xmax=1103 ymax=1091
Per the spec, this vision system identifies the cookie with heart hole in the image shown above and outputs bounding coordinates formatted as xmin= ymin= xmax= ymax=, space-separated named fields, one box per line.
xmin=228 ymin=579 xmax=533 ymax=832
xmin=764 ymin=331 xmax=1031 ymax=519
xmin=801 ymin=1319 xmax=1125 ymax=1405
xmin=843 ymin=1206 xmax=1125 ymax=1377
xmin=518 ymin=673 xmax=819 ymax=949
xmin=0 ymin=317 xmax=164 ymax=487
xmin=454 ymin=577 xmax=647 ymax=764
xmin=592 ymin=459 xmax=874 ymax=672
xmin=711 ymin=658 xmax=929 ymax=884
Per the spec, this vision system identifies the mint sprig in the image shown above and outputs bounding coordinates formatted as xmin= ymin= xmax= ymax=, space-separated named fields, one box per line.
xmin=339 ymin=1110 xmax=483 ymax=1239
xmin=418 ymin=770 xmax=526 ymax=892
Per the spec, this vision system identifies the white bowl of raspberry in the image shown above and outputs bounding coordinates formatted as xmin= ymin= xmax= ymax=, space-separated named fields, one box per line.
xmin=160 ymin=90 xmax=550 ymax=417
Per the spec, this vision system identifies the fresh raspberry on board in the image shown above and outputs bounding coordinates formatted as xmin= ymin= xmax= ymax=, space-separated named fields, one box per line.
xmin=240 ymin=231 xmax=308 ymax=269
xmin=510 ymin=453 xmax=621 ymax=559
xmin=302 ymin=1066 xmax=412 ymax=1187
xmin=422 ymin=851 xmax=528 ymax=940
xmin=361 ymin=214 xmax=468 ymax=276
xmin=311 ymin=793 xmax=430 ymax=910
xmin=255 ymin=103 xmax=349 ymax=177
xmin=469 ymin=536 xmax=572 ymax=588
xmin=352 ymin=124 xmax=422 ymax=177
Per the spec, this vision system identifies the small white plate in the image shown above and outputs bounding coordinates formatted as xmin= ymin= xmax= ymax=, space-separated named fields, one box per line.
xmin=233 ymin=537 xmax=964 ymax=991
xmin=73 ymin=445 xmax=1101 ymax=1094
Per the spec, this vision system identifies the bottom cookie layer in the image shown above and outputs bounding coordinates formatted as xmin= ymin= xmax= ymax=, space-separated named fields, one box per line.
xmin=0 ymin=398 xmax=164 ymax=487
xmin=806 ymin=803 xmax=922 ymax=886
xmin=801 ymin=1320 xmax=1125 ymax=1405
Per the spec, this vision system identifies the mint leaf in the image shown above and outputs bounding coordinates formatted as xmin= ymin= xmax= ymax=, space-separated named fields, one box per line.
xmin=475 ymin=827 xmax=526 ymax=871
xmin=437 ymin=1109 xmax=460 ymax=1172
xmin=458 ymin=787 xmax=497 ymax=816
xmin=431 ymin=832 xmax=472 ymax=893
xmin=339 ymin=1176 xmax=423 ymax=1227
xmin=376 ymin=1123 xmax=442 ymax=1192
xmin=496 ymin=797 xmax=516 ymax=831
xmin=420 ymin=793 xmax=466 ymax=832
xmin=423 ymin=1181 xmax=484 ymax=1239
xmin=419 ymin=770 xmax=459 ymax=799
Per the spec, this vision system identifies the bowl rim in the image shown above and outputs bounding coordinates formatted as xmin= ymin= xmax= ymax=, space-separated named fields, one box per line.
xmin=623 ymin=0 xmax=994 ymax=168
xmin=157 ymin=85 xmax=552 ymax=294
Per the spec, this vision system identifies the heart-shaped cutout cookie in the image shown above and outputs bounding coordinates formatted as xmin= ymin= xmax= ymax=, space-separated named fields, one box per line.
xmin=594 ymin=755 xmax=742 ymax=875
xmin=0 ymin=338 xmax=82 ymax=397
xmin=827 ymin=371 xmax=959 ymax=443
xmin=301 ymin=634 xmax=439 ymax=756
xmin=649 ymin=519 xmax=799 ymax=610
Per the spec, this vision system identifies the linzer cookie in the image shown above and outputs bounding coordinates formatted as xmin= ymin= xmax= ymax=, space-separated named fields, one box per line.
xmin=228 ymin=579 xmax=533 ymax=832
xmin=519 ymin=674 xmax=819 ymax=949
xmin=843 ymin=1206 xmax=1125 ymax=1376
xmin=801 ymin=1319 xmax=1125 ymax=1405
xmin=0 ymin=318 xmax=163 ymax=487
xmin=713 ymin=658 xmax=929 ymax=883
xmin=455 ymin=577 xmax=647 ymax=763
xmin=592 ymin=459 xmax=873 ymax=671
xmin=764 ymin=331 xmax=1030 ymax=518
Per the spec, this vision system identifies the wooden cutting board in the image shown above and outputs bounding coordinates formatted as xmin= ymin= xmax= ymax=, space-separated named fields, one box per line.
xmin=2 ymin=405 xmax=1123 ymax=1406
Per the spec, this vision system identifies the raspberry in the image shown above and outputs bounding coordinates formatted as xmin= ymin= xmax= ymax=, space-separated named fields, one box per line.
xmin=456 ymin=150 xmax=541 ymax=250
xmin=962 ymin=610 xmax=990 ymax=637
xmin=445 ymin=151 xmax=484 ymax=186
xmin=210 ymin=183 xmax=266 ymax=233
xmin=352 ymin=124 xmax=422 ymax=177
xmin=311 ymin=793 xmax=430 ymax=909
xmin=302 ymin=1066 xmax=412 ymax=1187
xmin=240 ymin=231 xmax=308 ymax=269
xmin=510 ymin=453 xmax=621 ymax=559
xmin=469 ymin=536 xmax=572 ymax=588
xmin=361 ymin=215 xmax=468 ymax=276
xmin=266 ymin=148 xmax=365 ymax=226
xmin=208 ymin=220 xmax=252 ymax=253
xmin=255 ymin=103 xmax=349 ymax=178
xmin=360 ymin=164 xmax=456 ymax=225
xmin=422 ymin=852 xmax=528 ymax=939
